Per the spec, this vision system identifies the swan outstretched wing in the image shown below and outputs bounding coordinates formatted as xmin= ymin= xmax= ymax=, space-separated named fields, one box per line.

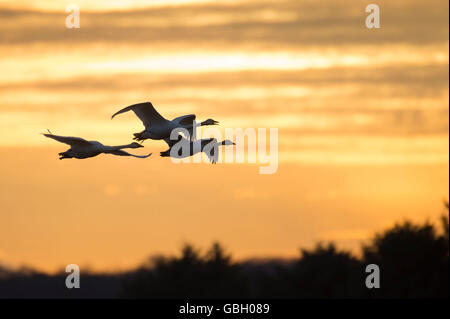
xmin=43 ymin=133 xmax=92 ymax=147
xmin=108 ymin=150 xmax=152 ymax=158
xmin=201 ymin=138 xmax=218 ymax=164
xmin=172 ymin=114 xmax=196 ymax=125
xmin=111 ymin=102 xmax=166 ymax=129
xmin=204 ymin=148 xmax=218 ymax=164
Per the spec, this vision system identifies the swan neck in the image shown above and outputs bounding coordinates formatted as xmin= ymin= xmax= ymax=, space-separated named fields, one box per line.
xmin=108 ymin=144 xmax=134 ymax=151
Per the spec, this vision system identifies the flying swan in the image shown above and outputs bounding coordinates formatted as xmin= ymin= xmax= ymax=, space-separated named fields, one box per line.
xmin=43 ymin=133 xmax=152 ymax=160
xmin=160 ymin=135 xmax=235 ymax=164
xmin=111 ymin=102 xmax=219 ymax=142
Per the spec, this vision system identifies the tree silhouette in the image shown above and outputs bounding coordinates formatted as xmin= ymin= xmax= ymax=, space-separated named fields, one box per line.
xmin=121 ymin=242 xmax=248 ymax=298
xmin=362 ymin=211 xmax=449 ymax=298
xmin=442 ymin=201 xmax=449 ymax=252
xmin=287 ymin=243 xmax=364 ymax=298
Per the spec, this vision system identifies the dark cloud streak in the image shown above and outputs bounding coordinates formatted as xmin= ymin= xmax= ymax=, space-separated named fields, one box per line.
xmin=0 ymin=0 xmax=448 ymax=45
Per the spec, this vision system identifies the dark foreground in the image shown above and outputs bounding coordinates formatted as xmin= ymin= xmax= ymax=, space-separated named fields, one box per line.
xmin=1 ymin=207 xmax=448 ymax=299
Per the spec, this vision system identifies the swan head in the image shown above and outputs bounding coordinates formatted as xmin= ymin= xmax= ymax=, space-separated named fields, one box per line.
xmin=130 ymin=142 xmax=144 ymax=148
xmin=221 ymin=139 xmax=235 ymax=146
xmin=203 ymin=119 xmax=219 ymax=125
xmin=58 ymin=150 xmax=73 ymax=160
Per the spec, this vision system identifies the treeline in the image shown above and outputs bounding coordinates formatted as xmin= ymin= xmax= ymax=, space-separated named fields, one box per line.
xmin=1 ymin=205 xmax=448 ymax=298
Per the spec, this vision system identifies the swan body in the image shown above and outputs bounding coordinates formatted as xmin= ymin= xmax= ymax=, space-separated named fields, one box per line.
xmin=160 ymin=135 xmax=235 ymax=164
xmin=43 ymin=133 xmax=152 ymax=160
xmin=111 ymin=102 xmax=218 ymax=142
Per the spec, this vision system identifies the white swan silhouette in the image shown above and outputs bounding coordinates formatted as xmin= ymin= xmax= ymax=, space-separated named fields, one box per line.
xmin=43 ymin=133 xmax=152 ymax=160
xmin=160 ymin=135 xmax=234 ymax=164
xmin=111 ymin=102 xmax=218 ymax=142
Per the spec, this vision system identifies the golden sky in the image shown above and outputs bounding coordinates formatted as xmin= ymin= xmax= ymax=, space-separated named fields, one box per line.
xmin=0 ymin=0 xmax=448 ymax=272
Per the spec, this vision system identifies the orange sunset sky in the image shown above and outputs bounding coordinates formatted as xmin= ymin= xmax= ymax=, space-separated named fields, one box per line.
xmin=0 ymin=0 xmax=448 ymax=273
